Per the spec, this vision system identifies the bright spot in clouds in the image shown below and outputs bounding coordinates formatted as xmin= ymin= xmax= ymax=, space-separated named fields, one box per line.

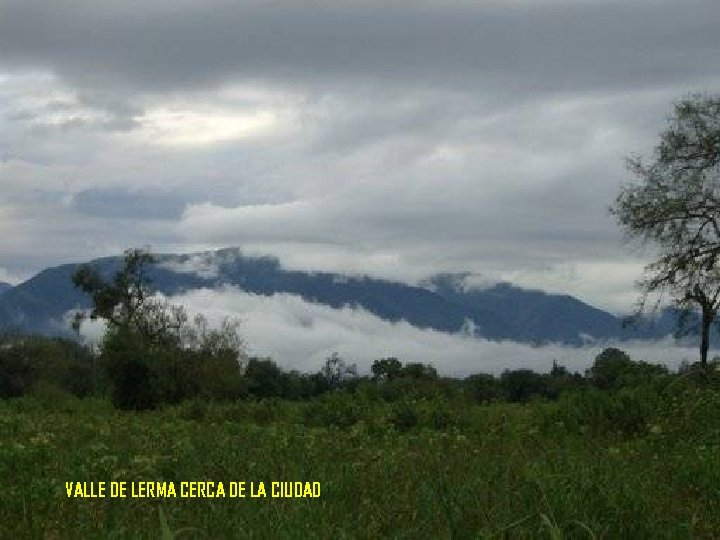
xmin=138 ymin=106 xmax=280 ymax=146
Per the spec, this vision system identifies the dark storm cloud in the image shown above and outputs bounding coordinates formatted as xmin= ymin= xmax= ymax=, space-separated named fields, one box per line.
xmin=0 ymin=0 xmax=718 ymax=95
xmin=71 ymin=188 xmax=188 ymax=219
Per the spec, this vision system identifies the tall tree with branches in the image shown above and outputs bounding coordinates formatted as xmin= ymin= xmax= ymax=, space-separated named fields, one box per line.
xmin=72 ymin=248 xmax=186 ymax=350
xmin=611 ymin=94 xmax=720 ymax=367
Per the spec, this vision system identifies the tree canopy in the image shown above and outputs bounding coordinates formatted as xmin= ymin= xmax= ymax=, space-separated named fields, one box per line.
xmin=72 ymin=248 xmax=186 ymax=349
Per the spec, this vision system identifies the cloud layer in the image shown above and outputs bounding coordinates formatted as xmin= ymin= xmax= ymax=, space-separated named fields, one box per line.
xmin=74 ymin=287 xmax=701 ymax=376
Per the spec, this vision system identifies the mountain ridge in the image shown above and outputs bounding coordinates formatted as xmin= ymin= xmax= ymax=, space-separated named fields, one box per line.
xmin=0 ymin=248 xmax=680 ymax=344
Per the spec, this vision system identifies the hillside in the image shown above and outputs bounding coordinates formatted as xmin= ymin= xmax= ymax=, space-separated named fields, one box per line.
xmin=0 ymin=248 xmax=678 ymax=344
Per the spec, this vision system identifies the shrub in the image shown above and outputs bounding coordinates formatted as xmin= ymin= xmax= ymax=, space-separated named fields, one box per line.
xmin=245 ymin=357 xmax=285 ymax=398
xmin=500 ymin=369 xmax=549 ymax=403
xmin=302 ymin=393 xmax=365 ymax=428
xmin=401 ymin=362 xmax=438 ymax=380
xmin=249 ymin=399 xmax=282 ymax=425
xmin=389 ymin=400 xmax=420 ymax=431
xmin=0 ymin=335 xmax=95 ymax=398
xmin=424 ymin=399 xmax=465 ymax=430
xmin=179 ymin=397 xmax=209 ymax=422
xmin=0 ymin=347 xmax=37 ymax=398
xmin=107 ymin=356 xmax=159 ymax=411
xmin=542 ymin=386 xmax=659 ymax=436
xmin=464 ymin=373 xmax=500 ymax=404
xmin=63 ymin=364 xmax=94 ymax=398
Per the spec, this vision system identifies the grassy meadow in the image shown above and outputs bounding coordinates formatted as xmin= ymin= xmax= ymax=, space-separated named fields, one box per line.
xmin=3 ymin=376 xmax=720 ymax=539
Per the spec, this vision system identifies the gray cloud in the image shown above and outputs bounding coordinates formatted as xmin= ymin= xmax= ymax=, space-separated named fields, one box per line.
xmin=1 ymin=0 xmax=718 ymax=96
xmin=71 ymin=188 xmax=188 ymax=219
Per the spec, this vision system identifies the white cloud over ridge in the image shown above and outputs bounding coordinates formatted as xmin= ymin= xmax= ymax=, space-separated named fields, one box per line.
xmin=158 ymin=254 xmax=221 ymax=280
xmin=153 ymin=287 xmax=700 ymax=376
xmin=0 ymin=267 xmax=23 ymax=285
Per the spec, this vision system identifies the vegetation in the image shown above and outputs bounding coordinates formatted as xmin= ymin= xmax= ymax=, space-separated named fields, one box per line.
xmin=0 ymin=266 xmax=719 ymax=537
xmin=611 ymin=94 xmax=720 ymax=366
xmin=2 ymin=345 xmax=720 ymax=538
xmin=2 ymin=257 xmax=715 ymax=537
xmin=2 ymin=275 xmax=719 ymax=536
xmin=69 ymin=249 xmax=249 ymax=410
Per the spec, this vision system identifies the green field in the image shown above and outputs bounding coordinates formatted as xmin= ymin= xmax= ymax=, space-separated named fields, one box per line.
xmin=3 ymin=381 xmax=720 ymax=539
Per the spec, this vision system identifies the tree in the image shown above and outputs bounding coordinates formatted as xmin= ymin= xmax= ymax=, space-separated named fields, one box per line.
xmin=0 ymin=347 xmax=37 ymax=398
xmin=611 ymin=94 xmax=720 ymax=367
xmin=550 ymin=360 xmax=569 ymax=378
xmin=371 ymin=357 xmax=403 ymax=380
xmin=72 ymin=248 xmax=186 ymax=350
xmin=319 ymin=352 xmax=357 ymax=389
xmin=464 ymin=373 xmax=499 ymax=404
xmin=499 ymin=369 xmax=548 ymax=403
xmin=588 ymin=348 xmax=668 ymax=390
xmin=400 ymin=362 xmax=438 ymax=380
xmin=72 ymin=248 xmax=246 ymax=407
xmin=587 ymin=348 xmax=634 ymax=390
xmin=245 ymin=357 xmax=284 ymax=398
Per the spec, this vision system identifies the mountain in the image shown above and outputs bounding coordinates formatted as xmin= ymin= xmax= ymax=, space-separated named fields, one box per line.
xmin=0 ymin=248 xmax=678 ymax=344
xmin=424 ymin=274 xmax=686 ymax=344
xmin=0 ymin=282 xmax=12 ymax=295
xmin=425 ymin=274 xmax=624 ymax=344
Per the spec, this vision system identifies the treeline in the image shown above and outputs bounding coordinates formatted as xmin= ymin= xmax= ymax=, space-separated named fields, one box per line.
xmin=0 ymin=330 xmax=701 ymax=408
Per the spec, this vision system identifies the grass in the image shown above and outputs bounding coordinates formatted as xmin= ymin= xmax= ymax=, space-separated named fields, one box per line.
xmin=2 ymin=387 xmax=720 ymax=539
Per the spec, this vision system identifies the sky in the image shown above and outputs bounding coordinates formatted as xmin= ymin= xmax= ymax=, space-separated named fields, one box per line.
xmin=2 ymin=0 xmax=720 ymax=316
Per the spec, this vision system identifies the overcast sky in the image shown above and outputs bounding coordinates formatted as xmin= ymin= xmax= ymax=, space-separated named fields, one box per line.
xmin=2 ymin=0 xmax=720 ymax=314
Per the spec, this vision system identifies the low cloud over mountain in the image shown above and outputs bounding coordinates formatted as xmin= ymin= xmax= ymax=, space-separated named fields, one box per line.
xmin=0 ymin=249 xmax=701 ymax=373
